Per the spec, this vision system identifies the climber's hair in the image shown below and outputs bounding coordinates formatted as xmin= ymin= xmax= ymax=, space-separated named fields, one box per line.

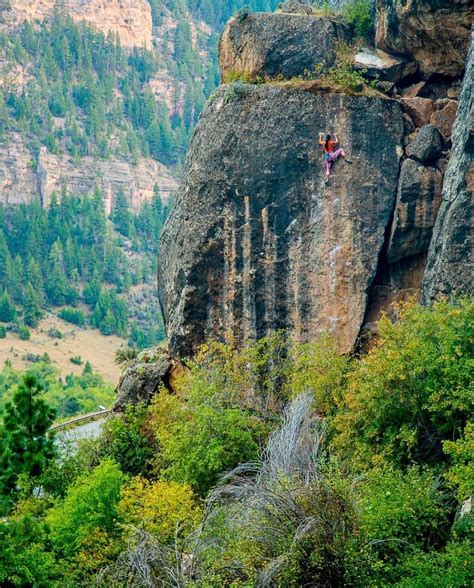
xmin=324 ymin=134 xmax=332 ymax=152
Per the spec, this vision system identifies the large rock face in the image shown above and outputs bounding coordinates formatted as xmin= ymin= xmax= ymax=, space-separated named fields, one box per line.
xmin=375 ymin=0 xmax=474 ymax=78
xmin=422 ymin=31 xmax=474 ymax=302
xmin=219 ymin=13 xmax=351 ymax=81
xmin=158 ymin=84 xmax=404 ymax=357
xmin=1 ymin=0 xmax=153 ymax=48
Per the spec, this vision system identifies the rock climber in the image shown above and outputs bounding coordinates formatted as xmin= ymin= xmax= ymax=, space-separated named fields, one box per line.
xmin=319 ymin=133 xmax=351 ymax=183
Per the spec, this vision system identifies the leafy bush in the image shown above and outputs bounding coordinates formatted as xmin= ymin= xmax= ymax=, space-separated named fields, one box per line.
xmin=118 ymin=477 xmax=201 ymax=543
xmin=18 ymin=325 xmax=30 ymax=341
xmin=333 ymin=299 xmax=474 ymax=469
xmin=58 ymin=307 xmax=86 ymax=326
xmin=150 ymin=391 xmax=265 ymax=496
xmin=98 ymin=404 xmax=159 ymax=477
xmin=341 ymin=0 xmax=375 ymax=43
xmin=0 ymin=325 xmax=6 ymax=338
xmin=70 ymin=355 xmax=83 ymax=366
xmin=47 ymin=460 xmax=123 ymax=567
xmin=443 ymin=422 xmax=474 ymax=502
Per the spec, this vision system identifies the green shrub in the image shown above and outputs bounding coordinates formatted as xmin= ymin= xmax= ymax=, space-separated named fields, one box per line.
xmin=98 ymin=404 xmax=159 ymax=477
xmin=341 ymin=0 xmax=375 ymax=43
xmin=394 ymin=541 xmax=474 ymax=588
xmin=150 ymin=391 xmax=265 ymax=496
xmin=69 ymin=356 xmax=83 ymax=366
xmin=345 ymin=467 xmax=451 ymax=586
xmin=333 ymin=299 xmax=474 ymax=469
xmin=0 ymin=325 xmax=6 ymax=338
xmin=443 ymin=422 xmax=474 ymax=502
xmin=18 ymin=325 xmax=31 ymax=341
xmin=48 ymin=328 xmax=62 ymax=339
xmin=58 ymin=307 xmax=86 ymax=326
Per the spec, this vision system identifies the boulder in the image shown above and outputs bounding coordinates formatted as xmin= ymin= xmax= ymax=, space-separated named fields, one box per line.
xmin=406 ymin=125 xmax=443 ymax=163
xmin=353 ymin=47 xmax=417 ymax=83
xmin=402 ymin=81 xmax=426 ymax=98
xmin=430 ymin=100 xmax=458 ymax=142
xmin=422 ymin=30 xmax=474 ymax=302
xmin=375 ymin=0 xmax=474 ymax=79
xmin=387 ymin=159 xmax=443 ymax=263
xmin=114 ymin=347 xmax=185 ymax=411
xmin=158 ymin=84 xmax=404 ymax=357
xmin=400 ymin=97 xmax=434 ymax=128
xmin=219 ymin=12 xmax=351 ymax=81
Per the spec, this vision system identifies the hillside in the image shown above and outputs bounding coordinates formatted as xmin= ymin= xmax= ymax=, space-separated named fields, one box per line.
xmin=0 ymin=0 xmax=280 ymax=206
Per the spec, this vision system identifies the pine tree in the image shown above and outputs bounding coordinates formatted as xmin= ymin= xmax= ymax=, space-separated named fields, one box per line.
xmin=0 ymin=374 xmax=56 ymax=509
xmin=111 ymin=189 xmax=131 ymax=237
xmin=46 ymin=240 xmax=69 ymax=305
xmin=0 ymin=291 xmax=16 ymax=322
xmin=23 ymin=283 xmax=43 ymax=328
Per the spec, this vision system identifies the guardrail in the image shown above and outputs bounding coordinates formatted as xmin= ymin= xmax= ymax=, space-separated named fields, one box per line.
xmin=49 ymin=409 xmax=112 ymax=432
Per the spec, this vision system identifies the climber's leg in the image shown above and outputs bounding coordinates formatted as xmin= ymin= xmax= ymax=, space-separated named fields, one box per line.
xmin=332 ymin=148 xmax=352 ymax=164
xmin=325 ymin=159 xmax=333 ymax=178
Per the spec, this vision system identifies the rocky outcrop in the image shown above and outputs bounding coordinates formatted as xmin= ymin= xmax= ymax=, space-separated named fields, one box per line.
xmin=114 ymin=347 xmax=185 ymax=412
xmin=387 ymin=158 xmax=443 ymax=263
xmin=1 ymin=0 xmax=153 ymax=48
xmin=422 ymin=30 xmax=474 ymax=302
xmin=0 ymin=134 xmax=178 ymax=210
xmin=157 ymin=4 xmax=473 ymax=360
xmin=353 ymin=47 xmax=417 ymax=84
xmin=158 ymin=84 xmax=404 ymax=357
xmin=375 ymin=0 xmax=474 ymax=79
xmin=219 ymin=13 xmax=351 ymax=81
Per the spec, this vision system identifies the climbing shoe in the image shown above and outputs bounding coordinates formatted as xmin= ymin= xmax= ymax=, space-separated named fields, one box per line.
xmin=344 ymin=158 xmax=353 ymax=164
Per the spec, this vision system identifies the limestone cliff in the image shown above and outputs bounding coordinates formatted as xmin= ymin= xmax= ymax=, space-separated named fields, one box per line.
xmin=1 ymin=0 xmax=153 ymax=48
xmin=158 ymin=6 xmax=473 ymax=358
xmin=422 ymin=30 xmax=474 ymax=302
xmin=0 ymin=134 xmax=178 ymax=210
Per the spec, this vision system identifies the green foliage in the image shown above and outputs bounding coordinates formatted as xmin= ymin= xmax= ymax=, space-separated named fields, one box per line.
xmin=70 ymin=355 xmax=83 ymax=366
xmin=47 ymin=459 xmax=123 ymax=576
xmin=394 ymin=541 xmax=474 ymax=588
xmin=0 ymin=290 xmax=16 ymax=322
xmin=341 ymin=0 xmax=375 ymax=43
xmin=58 ymin=307 xmax=86 ymax=326
xmin=151 ymin=390 xmax=265 ymax=496
xmin=0 ymin=502 xmax=58 ymax=587
xmin=443 ymin=422 xmax=474 ymax=501
xmin=349 ymin=467 xmax=450 ymax=585
xmin=333 ymin=299 xmax=474 ymax=469
xmin=18 ymin=324 xmax=31 ymax=340
xmin=0 ymin=361 xmax=115 ymax=419
xmin=0 ymin=325 xmax=6 ymax=338
xmin=98 ymin=403 xmax=159 ymax=477
xmin=0 ymin=374 xmax=56 ymax=510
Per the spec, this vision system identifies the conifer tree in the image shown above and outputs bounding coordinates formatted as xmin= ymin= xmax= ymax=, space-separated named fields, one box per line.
xmin=23 ymin=284 xmax=43 ymax=328
xmin=0 ymin=374 xmax=56 ymax=510
xmin=0 ymin=291 xmax=16 ymax=322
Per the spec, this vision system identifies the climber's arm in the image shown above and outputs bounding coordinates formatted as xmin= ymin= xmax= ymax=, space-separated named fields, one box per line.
xmin=333 ymin=134 xmax=339 ymax=144
xmin=318 ymin=132 xmax=324 ymax=145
